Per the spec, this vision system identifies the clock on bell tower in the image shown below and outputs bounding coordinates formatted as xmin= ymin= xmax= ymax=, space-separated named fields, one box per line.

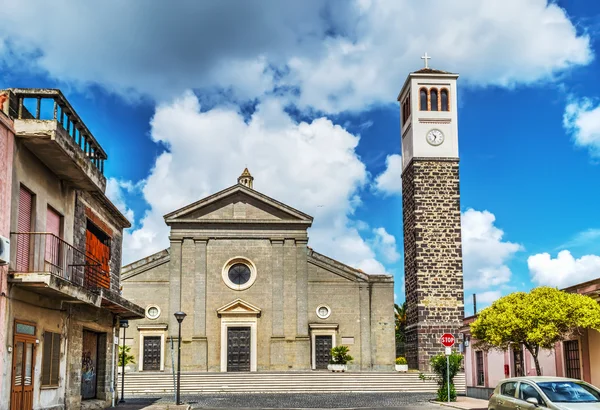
xmin=398 ymin=54 xmax=465 ymax=371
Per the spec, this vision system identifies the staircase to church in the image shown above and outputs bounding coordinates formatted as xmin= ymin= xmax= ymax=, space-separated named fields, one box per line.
xmin=122 ymin=372 xmax=466 ymax=395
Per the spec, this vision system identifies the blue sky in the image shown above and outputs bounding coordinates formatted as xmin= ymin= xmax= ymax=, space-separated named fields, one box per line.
xmin=2 ymin=0 xmax=600 ymax=315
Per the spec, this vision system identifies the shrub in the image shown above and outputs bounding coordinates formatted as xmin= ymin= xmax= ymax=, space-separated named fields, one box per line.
xmin=436 ymin=383 xmax=457 ymax=402
xmin=118 ymin=345 xmax=135 ymax=367
xmin=430 ymin=352 xmax=463 ymax=402
xmin=395 ymin=356 xmax=407 ymax=365
xmin=329 ymin=345 xmax=354 ymax=364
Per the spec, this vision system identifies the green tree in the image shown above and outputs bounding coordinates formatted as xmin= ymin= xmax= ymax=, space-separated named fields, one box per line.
xmin=395 ymin=301 xmax=407 ymax=343
xmin=118 ymin=345 xmax=135 ymax=367
xmin=470 ymin=286 xmax=600 ymax=376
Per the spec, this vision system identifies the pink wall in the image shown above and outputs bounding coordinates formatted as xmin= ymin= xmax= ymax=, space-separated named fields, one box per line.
xmin=0 ymin=96 xmax=15 ymax=400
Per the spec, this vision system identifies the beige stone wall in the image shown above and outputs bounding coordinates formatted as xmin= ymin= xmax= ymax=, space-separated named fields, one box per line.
xmin=122 ymin=240 xmax=395 ymax=372
xmin=121 ymin=189 xmax=394 ymax=373
xmin=10 ymin=141 xmax=76 ymax=243
xmin=120 ymin=259 xmax=170 ymax=372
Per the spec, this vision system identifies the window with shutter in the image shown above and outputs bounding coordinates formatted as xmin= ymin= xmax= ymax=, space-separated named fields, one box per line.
xmin=17 ymin=186 xmax=33 ymax=271
xmin=45 ymin=207 xmax=62 ymax=272
xmin=41 ymin=332 xmax=61 ymax=387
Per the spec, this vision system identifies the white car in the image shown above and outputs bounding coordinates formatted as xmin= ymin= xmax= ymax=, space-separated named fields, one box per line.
xmin=488 ymin=376 xmax=600 ymax=410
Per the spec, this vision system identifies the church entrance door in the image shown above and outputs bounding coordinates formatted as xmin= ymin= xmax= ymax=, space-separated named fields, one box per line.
xmin=227 ymin=327 xmax=251 ymax=372
xmin=315 ymin=336 xmax=332 ymax=369
xmin=143 ymin=336 xmax=161 ymax=371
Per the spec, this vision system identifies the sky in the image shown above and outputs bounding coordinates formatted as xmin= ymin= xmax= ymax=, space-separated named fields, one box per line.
xmin=1 ymin=0 xmax=599 ymax=315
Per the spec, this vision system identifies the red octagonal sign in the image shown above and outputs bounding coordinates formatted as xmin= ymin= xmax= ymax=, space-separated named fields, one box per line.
xmin=440 ymin=333 xmax=455 ymax=347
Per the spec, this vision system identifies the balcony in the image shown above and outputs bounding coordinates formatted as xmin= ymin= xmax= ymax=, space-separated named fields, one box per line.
xmin=9 ymin=232 xmax=144 ymax=319
xmin=5 ymin=88 xmax=107 ymax=192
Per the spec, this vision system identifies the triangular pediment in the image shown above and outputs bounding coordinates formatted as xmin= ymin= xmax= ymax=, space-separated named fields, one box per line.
xmin=217 ymin=298 xmax=262 ymax=317
xmin=164 ymin=184 xmax=313 ymax=225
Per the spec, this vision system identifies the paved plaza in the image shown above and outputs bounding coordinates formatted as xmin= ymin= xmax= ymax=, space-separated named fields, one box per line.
xmin=116 ymin=393 xmax=457 ymax=409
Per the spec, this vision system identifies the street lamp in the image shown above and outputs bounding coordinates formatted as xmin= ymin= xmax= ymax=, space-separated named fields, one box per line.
xmin=174 ymin=311 xmax=187 ymax=405
xmin=118 ymin=319 xmax=129 ymax=404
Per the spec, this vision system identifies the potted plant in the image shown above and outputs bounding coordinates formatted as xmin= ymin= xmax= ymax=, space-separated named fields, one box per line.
xmin=395 ymin=356 xmax=408 ymax=372
xmin=327 ymin=345 xmax=353 ymax=372
xmin=117 ymin=345 xmax=135 ymax=374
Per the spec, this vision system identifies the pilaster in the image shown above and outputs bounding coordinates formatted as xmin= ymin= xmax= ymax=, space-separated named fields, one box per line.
xmin=194 ymin=239 xmax=208 ymax=337
xmin=359 ymin=283 xmax=372 ymax=370
xmin=181 ymin=238 xmax=195 ymax=340
xmin=283 ymin=239 xmax=297 ymax=338
xmin=271 ymin=240 xmax=284 ymax=337
xmin=296 ymin=239 xmax=308 ymax=337
xmin=168 ymin=239 xmax=182 ymax=338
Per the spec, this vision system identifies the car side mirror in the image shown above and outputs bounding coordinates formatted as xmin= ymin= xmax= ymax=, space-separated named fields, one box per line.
xmin=526 ymin=397 xmax=539 ymax=406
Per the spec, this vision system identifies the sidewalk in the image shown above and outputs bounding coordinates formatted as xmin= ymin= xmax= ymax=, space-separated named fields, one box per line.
xmin=114 ymin=400 xmax=190 ymax=410
xmin=432 ymin=396 xmax=488 ymax=410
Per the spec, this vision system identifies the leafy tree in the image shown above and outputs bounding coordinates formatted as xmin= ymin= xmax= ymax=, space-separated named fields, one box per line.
xmin=118 ymin=345 xmax=135 ymax=367
xmin=430 ymin=352 xmax=463 ymax=401
xmin=394 ymin=302 xmax=406 ymax=344
xmin=470 ymin=286 xmax=600 ymax=376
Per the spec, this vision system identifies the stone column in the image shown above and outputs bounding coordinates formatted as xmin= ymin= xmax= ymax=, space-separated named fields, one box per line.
xmin=270 ymin=240 xmax=285 ymax=369
xmin=193 ymin=239 xmax=208 ymax=370
xmin=295 ymin=239 xmax=310 ymax=368
xmin=359 ymin=283 xmax=372 ymax=370
xmin=181 ymin=238 xmax=195 ymax=341
xmin=283 ymin=239 xmax=297 ymax=366
xmin=168 ymin=240 xmax=183 ymax=339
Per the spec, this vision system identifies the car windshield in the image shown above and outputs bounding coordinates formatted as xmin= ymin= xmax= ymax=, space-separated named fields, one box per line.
xmin=536 ymin=381 xmax=600 ymax=403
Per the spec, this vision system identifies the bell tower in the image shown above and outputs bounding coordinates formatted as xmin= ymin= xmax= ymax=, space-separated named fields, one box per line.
xmin=399 ymin=54 xmax=464 ymax=370
xmin=238 ymin=168 xmax=254 ymax=189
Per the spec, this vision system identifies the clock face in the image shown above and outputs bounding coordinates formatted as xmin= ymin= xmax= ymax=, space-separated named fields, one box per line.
xmin=228 ymin=263 xmax=251 ymax=285
xmin=426 ymin=129 xmax=444 ymax=146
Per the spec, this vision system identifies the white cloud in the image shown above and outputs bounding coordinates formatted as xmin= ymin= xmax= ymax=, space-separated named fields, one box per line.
xmin=371 ymin=227 xmax=400 ymax=263
xmin=121 ymin=91 xmax=388 ymax=275
xmin=527 ymin=250 xmax=600 ymax=288
xmin=476 ymin=290 xmax=502 ymax=305
xmin=557 ymin=228 xmax=600 ymax=250
xmin=105 ymin=178 xmax=136 ymax=222
xmin=374 ymin=154 xmax=402 ymax=196
xmin=564 ymin=99 xmax=600 ymax=157
xmin=0 ymin=0 xmax=591 ymax=111
xmin=461 ymin=209 xmax=523 ymax=289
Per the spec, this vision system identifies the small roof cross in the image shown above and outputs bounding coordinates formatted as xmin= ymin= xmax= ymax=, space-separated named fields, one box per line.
xmin=421 ymin=52 xmax=431 ymax=69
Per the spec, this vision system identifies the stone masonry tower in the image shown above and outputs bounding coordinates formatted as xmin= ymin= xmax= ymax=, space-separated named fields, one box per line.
xmin=398 ymin=58 xmax=465 ymax=370
xmin=238 ymin=167 xmax=254 ymax=189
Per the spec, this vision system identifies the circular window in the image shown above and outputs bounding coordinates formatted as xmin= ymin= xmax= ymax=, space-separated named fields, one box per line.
xmin=316 ymin=305 xmax=331 ymax=319
xmin=228 ymin=263 xmax=251 ymax=286
xmin=146 ymin=305 xmax=160 ymax=320
xmin=222 ymin=257 xmax=257 ymax=291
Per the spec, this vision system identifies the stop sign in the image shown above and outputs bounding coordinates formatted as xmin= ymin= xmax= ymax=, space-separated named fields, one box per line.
xmin=440 ymin=333 xmax=455 ymax=347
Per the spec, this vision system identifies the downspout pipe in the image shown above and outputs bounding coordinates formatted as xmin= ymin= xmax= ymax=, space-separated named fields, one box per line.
xmin=111 ymin=321 xmax=116 ymax=407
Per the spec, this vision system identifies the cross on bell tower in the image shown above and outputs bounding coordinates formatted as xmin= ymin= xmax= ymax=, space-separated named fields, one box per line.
xmin=421 ymin=52 xmax=431 ymax=68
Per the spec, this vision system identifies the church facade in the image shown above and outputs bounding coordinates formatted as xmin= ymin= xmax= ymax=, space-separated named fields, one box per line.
xmin=121 ymin=170 xmax=395 ymax=372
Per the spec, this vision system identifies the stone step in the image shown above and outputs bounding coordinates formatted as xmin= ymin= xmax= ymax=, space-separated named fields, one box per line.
xmin=121 ymin=372 xmax=466 ymax=395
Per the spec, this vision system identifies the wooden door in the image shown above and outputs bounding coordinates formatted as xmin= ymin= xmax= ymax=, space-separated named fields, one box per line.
xmin=315 ymin=336 xmax=332 ymax=369
xmin=81 ymin=330 xmax=98 ymax=399
xmin=227 ymin=327 xmax=251 ymax=372
xmin=16 ymin=187 xmax=33 ymax=271
xmin=143 ymin=336 xmax=161 ymax=371
xmin=11 ymin=323 xmax=36 ymax=410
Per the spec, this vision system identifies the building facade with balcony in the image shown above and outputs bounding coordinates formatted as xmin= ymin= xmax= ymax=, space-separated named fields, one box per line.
xmin=459 ymin=278 xmax=600 ymax=399
xmin=0 ymin=89 xmax=144 ymax=410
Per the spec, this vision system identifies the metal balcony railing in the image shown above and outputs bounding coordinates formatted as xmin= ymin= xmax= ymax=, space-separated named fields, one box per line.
xmin=7 ymin=88 xmax=107 ymax=174
xmin=10 ymin=232 xmax=110 ymax=292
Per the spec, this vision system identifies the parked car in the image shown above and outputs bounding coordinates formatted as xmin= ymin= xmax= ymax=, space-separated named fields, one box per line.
xmin=489 ymin=376 xmax=600 ymax=410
